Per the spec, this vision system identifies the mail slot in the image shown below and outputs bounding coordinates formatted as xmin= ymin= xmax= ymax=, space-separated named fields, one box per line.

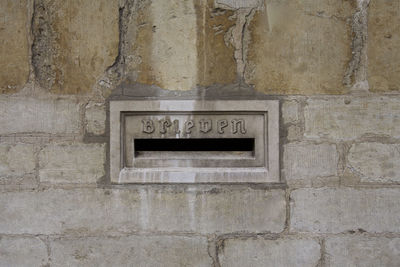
xmin=110 ymin=100 xmax=279 ymax=183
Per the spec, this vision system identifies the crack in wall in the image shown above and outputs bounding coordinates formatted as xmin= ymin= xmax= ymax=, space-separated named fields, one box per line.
xmin=343 ymin=0 xmax=370 ymax=90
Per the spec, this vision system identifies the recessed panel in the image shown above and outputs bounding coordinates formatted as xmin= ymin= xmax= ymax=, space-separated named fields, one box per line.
xmin=110 ymin=100 xmax=279 ymax=183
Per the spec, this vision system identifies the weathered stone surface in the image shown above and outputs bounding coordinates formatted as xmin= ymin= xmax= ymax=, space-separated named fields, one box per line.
xmin=0 ymin=236 xmax=48 ymax=266
xmin=85 ymin=102 xmax=106 ymax=135
xmin=348 ymin=143 xmax=400 ymax=183
xmin=50 ymin=235 xmax=211 ymax=267
xmin=0 ymin=144 xmax=35 ymax=178
xmin=215 ymin=0 xmax=261 ymax=9
xmin=219 ymin=237 xmax=320 ymax=267
xmin=134 ymin=0 xmax=236 ymax=90
xmin=304 ymin=97 xmax=400 ymax=140
xmin=291 ymin=188 xmax=400 ymax=233
xmin=0 ymin=97 xmax=81 ymax=135
xmin=368 ymin=0 xmax=400 ymax=92
xmin=282 ymin=100 xmax=299 ymax=124
xmin=39 ymin=143 xmax=105 ymax=184
xmin=283 ymin=143 xmax=338 ymax=183
xmin=0 ymin=188 xmax=285 ymax=235
xmin=326 ymin=236 xmax=400 ymax=267
xmin=0 ymin=0 xmax=29 ymax=93
xmin=32 ymin=0 xmax=119 ymax=94
xmin=245 ymin=0 xmax=353 ymax=94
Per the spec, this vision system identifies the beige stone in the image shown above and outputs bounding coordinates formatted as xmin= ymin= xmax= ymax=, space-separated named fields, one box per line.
xmin=0 ymin=97 xmax=81 ymax=135
xmin=0 ymin=237 xmax=48 ymax=266
xmin=50 ymin=236 xmax=211 ymax=267
xmin=246 ymin=0 xmax=353 ymax=94
xmin=283 ymin=143 xmax=338 ymax=183
xmin=0 ymin=0 xmax=29 ymax=93
xmin=304 ymin=97 xmax=400 ymax=140
xmin=39 ymin=143 xmax=105 ymax=184
xmin=215 ymin=0 xmax=262 ymax=9
xmin=219 ymin=237 xmax=320 ymax=267
xmin=32 ymin=0 xmax=119 ymax=94
xmin=368 ymin=0 xmax=400 ymax=92
xmin=0 ymin=144 xmax=35 ymax=178
xmin=326 ymin=236 xmax=400 ymax=267
xmin=0 ymin=188 xmax=285 ymax=235
xmin=85 ymin=102 xmax=106 ymax=135
xmin=291 ymin=188 xmax=400 ymax=233
xmin=348 ymin=143 xmax=400 ymax=183
xmin=134 ymin=0 xmax=237 ymax=90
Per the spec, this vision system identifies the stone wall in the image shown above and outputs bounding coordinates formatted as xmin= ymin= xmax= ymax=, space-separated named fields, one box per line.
xmin=1 ymin=0 xmax=400 ymax=266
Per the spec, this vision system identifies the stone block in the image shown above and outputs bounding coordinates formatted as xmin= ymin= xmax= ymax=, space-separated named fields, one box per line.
xmin=368 ymin=0 xmax=400 ymax=92
xmin=0 ymin=144 xmax=35 ymax=178
xmin=348 ymin=143 xmax=400 ymax=183
xmin=32 ymin=0 xmax=119 ymax=93
xmin=304 ymin=97 xmax=400 ymax=140
xmin=39 ymin=143 xmax=105 ymax=184
xmin=219 ymin=237 xmax=320 ymax=267
xmin=0 ymin=188 xmax=285 ymax=235
xmin=0 ymin=0 xmax=29 ymax=93
xmin=326 ymin=236 xmax=400 ymax=267
xmin=132 ymin=0 xmax=236 ymax=90
xmin=0 ymin=97 xmax=81 ymax=135
xmin=85 ymin=102 xmax=106 ymax=135
xmin=245 ymin=0 xmax=353 ymax=94
xmin=283 ymin=143 xmax=338 ymax=183
xmin=215 ymin=0 xmax=262 ymax=9
xmin=0 ymin=236 xmax=48 ymax=266
xmin=50 ymin=235 xmax=211 ymax=267
xmin=282 ymin=100 xmax=299 ymax=124
xmin=291 ymin=188 xmax=400 ymax=233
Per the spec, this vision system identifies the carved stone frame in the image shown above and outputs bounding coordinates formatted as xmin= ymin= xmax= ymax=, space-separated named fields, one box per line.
xmin=110 ymin=100 xmax=279 ymax=183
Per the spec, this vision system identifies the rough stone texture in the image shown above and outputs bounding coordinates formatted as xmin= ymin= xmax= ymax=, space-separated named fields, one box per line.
xmin=133 ymin=0 xmax=236 ymax=90
xmin=215 ymin=0 xmax=261 ymax=9
xmin=219 ymin=237 xmax=320 ymax=267
xmin=304 ymin=97 xmax=400 ymax=140
xmin=348 ymin=143 xmax=400 ymax=183
xmin=0 ymin=0 xmax=30 ymax=94
xmin=283 ymin=143 xmax=338 ymax=183
xmin=50 ymin=235 xmax=211 ymax=267
xmin=32 ymin=0 xmax=119 ymax=94
xmin=0 ymin=188 xmax=285 ymax=235
xmin=291 ymin=188 xmax=400 ymax=233
xmin=39 ymin=143 xmax=105 ymax=184
xmin=245 ymin=0 xmax=353 ymax=94
xmin=282 ymin=100 xmax=299 ymax=124
xmin=326 ymin=236 xmax=400 ymax=267
xmin=368 ymin=0 xmax=400 ymax=92
xmin=0 ymin=236 xmax=49 ymax=267
xmin=0 ymin=144 xmax=35 ymax=178
xmin=0 ymin=97 xmax=81 ymax=135
xmin=85 ymin=102 xmax=106 ymax=135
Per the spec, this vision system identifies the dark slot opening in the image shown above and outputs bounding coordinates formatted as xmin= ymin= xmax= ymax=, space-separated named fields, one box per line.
xmin=134 ymin=138 xmax=254 ymax=152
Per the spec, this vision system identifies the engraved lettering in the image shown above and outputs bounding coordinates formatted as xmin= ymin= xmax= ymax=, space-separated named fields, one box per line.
xmin=142 ymin=119 xmax=155 ymax=134
xmin=217 ymin=119 xmax=228 ymax=134
xmin=159 ymin=119 xmax=172 ymax=134
xmin=199 ymin=119 xmax=212 ymax=133
xmin=231 ymin=119 xmax=246 ymax=134
xmin=185 ymin=120 xmax=194 ymax=134
xmin=173 ymin=119 xmax=180 ymax=134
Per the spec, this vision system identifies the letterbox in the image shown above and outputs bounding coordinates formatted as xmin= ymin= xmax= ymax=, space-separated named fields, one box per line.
xmin=110 ymin=100 xmax=279 ymax=183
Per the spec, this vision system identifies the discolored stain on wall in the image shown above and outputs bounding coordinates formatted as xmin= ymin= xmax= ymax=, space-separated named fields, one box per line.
xmin=32 ymin=0 xmax=119 ymax=94
xmin=195 ymin=0 xmax=237 ymax=86
xmin=133 ymin=0 xmax=237 ymax=91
